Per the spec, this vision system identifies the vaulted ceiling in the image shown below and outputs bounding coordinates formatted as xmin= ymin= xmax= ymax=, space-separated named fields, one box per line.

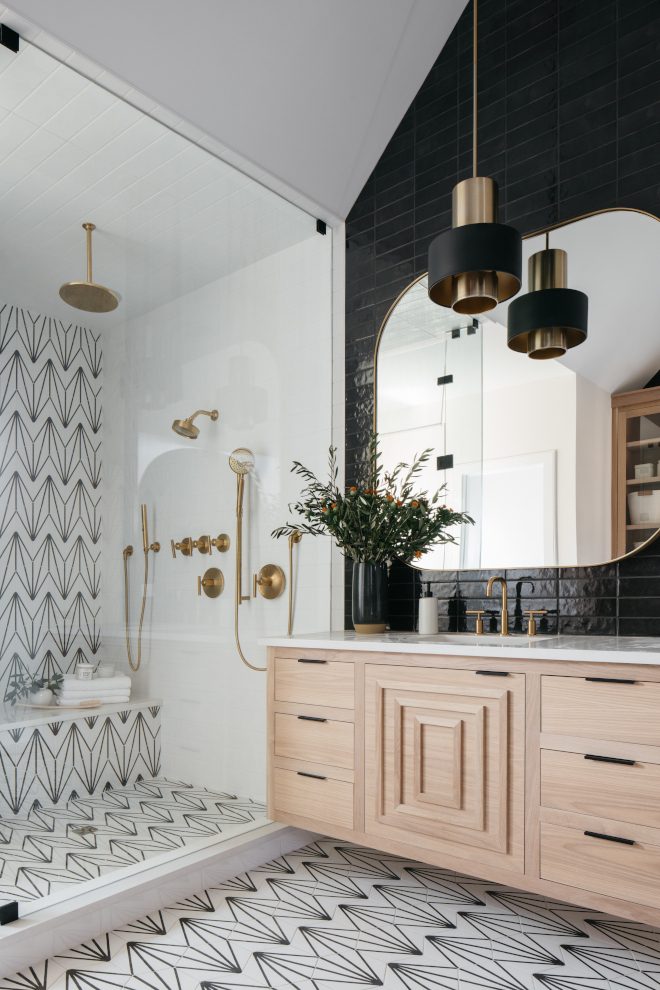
xmin=0 ymin=0 xmax=465 ymax=219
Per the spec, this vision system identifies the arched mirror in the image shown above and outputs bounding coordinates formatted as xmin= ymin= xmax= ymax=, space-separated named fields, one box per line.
xmin=375 ymin=209 xmax=660 ymax=571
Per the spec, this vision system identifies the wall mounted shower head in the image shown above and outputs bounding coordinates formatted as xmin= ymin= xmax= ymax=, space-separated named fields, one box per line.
xmin=229 ymin=448 xmax=255 ymax=474
xmin=172 ymin=409 xmax=218 ymax=439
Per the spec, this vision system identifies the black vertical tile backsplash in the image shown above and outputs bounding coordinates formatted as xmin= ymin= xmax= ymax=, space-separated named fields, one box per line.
xmin=344 ymin=0 xmax=660 ymax=632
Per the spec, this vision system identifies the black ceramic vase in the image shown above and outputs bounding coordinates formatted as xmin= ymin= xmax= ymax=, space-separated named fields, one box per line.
xmin=352 ymin=561 xmax=388 ymax=634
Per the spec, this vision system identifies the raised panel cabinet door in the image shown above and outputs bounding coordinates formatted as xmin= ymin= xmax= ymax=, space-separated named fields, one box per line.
xmin=365 ymin=664 xmax=525 ymax=874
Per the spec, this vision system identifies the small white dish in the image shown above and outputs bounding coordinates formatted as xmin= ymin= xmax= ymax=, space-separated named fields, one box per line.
xmin=96 ymin=665 xmax=115 ymax=678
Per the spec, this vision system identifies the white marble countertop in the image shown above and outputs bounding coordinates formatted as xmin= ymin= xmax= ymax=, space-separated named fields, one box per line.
xmin=0 ymin=696 xmax=163 ymax=732
xmin=258 ymin=631 xmax=660 ymax=665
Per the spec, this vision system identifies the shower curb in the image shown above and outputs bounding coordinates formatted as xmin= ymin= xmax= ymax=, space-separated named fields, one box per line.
xmin=0 ymin=822 xmax=319 ymax=977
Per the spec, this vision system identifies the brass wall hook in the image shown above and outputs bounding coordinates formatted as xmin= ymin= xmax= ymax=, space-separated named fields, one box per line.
xmin=253 ymin=564 xmax=285 ymax=600
xmin=198 ymin=567 xmax=224 ymax=598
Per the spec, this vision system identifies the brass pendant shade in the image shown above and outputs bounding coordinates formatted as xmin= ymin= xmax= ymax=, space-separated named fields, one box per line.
xmin=507 ymin=248 xmax=588 ymax=359
xmin=59 ymin=223 xmax=118 ymax=313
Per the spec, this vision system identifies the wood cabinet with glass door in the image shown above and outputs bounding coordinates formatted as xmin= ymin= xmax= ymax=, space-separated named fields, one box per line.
xmin=612 ymin=384 xmax=660 ymax=558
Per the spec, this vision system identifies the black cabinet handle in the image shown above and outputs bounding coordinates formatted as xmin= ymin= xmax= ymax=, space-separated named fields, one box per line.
xmin=584 ymin=830 xmax=634 ymax=846
xmin=585 ymin=677 xmax=635 ymax=684
xmin=585 ymin=754 xmax=635 ymax=766
xmin=298 ymin=659 xmax=327 ymax=664
xmin=476 ymin=670 xmax=509 ymax=676
xmin=297 ymin=771 xmax=326 ymax=780
xmin=297 ymin=715 xmax=327 ymax=722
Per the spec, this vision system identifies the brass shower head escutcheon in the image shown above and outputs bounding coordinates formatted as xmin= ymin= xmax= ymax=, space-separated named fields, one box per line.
xmin=172 ymin=409 xmax=218 ymax=439
xmin=198 ymin=567 xmax=224 ymax=598
xmin=253 ymin=564 xmax=285 ymax=600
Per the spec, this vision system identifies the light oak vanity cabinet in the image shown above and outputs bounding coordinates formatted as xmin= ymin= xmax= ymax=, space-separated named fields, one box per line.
xmin=267 ymin=647 xmax=660 ymax=926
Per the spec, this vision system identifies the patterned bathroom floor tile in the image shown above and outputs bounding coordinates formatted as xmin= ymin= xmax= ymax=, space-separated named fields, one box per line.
xmin=4 ymin=838 xmax=660 ymax=989
xmin=0 ymin=777 xmax=266 ymax=906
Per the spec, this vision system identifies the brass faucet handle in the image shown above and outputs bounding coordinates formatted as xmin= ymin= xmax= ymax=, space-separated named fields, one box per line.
xmin=171 ymin=537 xmax=193 ymax=558
xmin=466 ymin=609 xmax=485 ymax=635
xmin=211 ymin=534 xmax=230 ymax=553
xmin=192 ymin=535 xmax=211 ymax=555
xmin=524 ymin=609 xmax=548 ymax=636
xmin=199 ymin=567 xmax=224 ymax=598
xmin=253 ymin=564 xmax=285 ymax=600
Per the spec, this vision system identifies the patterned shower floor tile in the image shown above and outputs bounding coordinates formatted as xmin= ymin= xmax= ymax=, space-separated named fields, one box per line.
xmin=4 ymin=837 xmax=660 ymax=989
xmin=0 ymin=777 xmax=266 ymax=906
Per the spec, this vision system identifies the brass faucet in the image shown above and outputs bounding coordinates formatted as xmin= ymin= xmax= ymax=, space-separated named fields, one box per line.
xmin=487 ymin=576 xmax=509 ymax=635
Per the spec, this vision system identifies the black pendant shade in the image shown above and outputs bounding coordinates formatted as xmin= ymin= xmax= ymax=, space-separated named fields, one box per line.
xmin=507 ymin=288 xmax=588 ymax=358
xmin=428 ymin=222 xmax=522 ymax=312
xmin=507 ymin=247 xmax=588 ymax=360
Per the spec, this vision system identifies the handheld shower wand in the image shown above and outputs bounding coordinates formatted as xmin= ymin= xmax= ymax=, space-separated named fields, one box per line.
xmin=229 ymin=448 xmax=265 ymax=671
xmin=123 ymin=504 xmax=160 ymax=671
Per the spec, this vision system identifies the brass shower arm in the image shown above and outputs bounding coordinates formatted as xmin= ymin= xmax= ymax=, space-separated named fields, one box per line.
xmin=188 ymin=409 xmax=218 ymax=425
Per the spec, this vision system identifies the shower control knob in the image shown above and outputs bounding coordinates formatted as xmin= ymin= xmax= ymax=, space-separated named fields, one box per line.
xmin=192 ymin=535 xmax=211 ymax=554
xmin=198 ymin=567 xmax=224 ymax=598
xmin=211 ymin=534 xmax=230 ymax=553
xmin=171 ymin=537 xmax=193 ymax=558
xmin=253 ymin=564 xmax=286 ymax=600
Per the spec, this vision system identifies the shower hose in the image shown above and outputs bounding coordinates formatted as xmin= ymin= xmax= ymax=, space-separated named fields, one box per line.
xmin=123 ymin=545 xmax=149 ymax=671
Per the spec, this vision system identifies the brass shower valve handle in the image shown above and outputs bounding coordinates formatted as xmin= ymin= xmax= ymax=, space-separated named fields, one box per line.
xmin=466 ymin=609 xmax=485 ymax=635
xmin=198 ymin=567 xmax=224 ymax=598
xmin=171 ymin=537 xmax=193 ymax=558
xmin=193 ymin=535 xmax=211 ymax=555
xmin=525 ymin=609 xmax=548 ymax=636
xmin=253 ymin=564 xmax=286 ymax=600
xmin=211 ymin=534 xmax=230 ymax=553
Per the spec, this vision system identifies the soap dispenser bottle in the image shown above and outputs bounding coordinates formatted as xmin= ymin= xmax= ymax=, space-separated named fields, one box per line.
xmin=418 ymin=583 xmax=439 ymax=635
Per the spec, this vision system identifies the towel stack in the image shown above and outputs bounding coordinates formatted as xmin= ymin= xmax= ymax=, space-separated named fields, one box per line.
xmin=57 ymin=673 xmax=131 ymax=706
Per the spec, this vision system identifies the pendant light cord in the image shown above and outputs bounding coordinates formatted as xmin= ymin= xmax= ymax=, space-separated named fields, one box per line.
xmin=473 ymin=0 xmax=477 ymax=178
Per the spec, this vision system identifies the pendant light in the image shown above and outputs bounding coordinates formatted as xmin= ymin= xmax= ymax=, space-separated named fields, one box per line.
xmin=59 ymin=222 xmax=118 ymax=313
xmin=427 ymin=0 xmax=522 ymax=315
xmin=507 ymin=232 xmax=588 ymax=359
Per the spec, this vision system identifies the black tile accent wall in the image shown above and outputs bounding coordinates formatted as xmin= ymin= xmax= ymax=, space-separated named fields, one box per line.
xmin=345 ymin=0 xmax=660 ymax=633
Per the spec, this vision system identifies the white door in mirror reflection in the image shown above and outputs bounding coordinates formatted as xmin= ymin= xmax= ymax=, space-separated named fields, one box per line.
xmin=461 ymin=452 xmax=557 ymax=569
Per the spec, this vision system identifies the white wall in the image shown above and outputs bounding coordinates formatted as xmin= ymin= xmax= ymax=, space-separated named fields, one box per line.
xmin=99 ymin=232 xmax=333 ymax=801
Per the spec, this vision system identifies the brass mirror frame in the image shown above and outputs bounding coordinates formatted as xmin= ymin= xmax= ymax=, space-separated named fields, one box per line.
xmin=372 ymin=206 xmax=660 ymax=571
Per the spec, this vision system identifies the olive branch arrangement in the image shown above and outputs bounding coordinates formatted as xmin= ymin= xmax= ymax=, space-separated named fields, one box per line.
xmin=272 ymin=434 xmax=473 ymax=564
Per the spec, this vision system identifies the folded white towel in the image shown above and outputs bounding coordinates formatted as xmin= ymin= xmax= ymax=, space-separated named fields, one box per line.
xmin=57 ymin=693 xmax=130 ymax=706
xmin=60 ymin=673 xmax=131 ymax=692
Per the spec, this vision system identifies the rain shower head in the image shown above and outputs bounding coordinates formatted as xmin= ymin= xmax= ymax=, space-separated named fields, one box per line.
xmin=59 ymin=223 xmax=119 ymax=313
xmin=229 ymin=448 xmax=255 ymax=474
xmin=172 ymin=409 xmax=218 ymax=439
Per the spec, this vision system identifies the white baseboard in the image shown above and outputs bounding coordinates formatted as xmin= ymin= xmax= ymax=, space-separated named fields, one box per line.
xmin=0 ymin=823 xmax=320 ymax=977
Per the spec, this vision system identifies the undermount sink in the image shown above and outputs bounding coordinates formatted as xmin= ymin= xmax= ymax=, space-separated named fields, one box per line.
xmin=429 ymin=633 xmax=557 ymax=645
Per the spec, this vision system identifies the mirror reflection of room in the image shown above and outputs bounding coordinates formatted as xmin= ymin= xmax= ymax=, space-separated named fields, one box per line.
xmin=377 ymin=211 xmax=660 ymax=570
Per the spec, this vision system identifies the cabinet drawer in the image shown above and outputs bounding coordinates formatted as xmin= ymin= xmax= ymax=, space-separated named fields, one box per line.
xmin=541 ymin=822 xmax=660 ymax=909
xmin=272 ymin=767 xmax=353 ymax=828
xmin=274 ymin=713 xmax=354 ymax=769
xmin=541 ymin=749 xmax=660 ymax=828
xmin=274 ymin=657 xmax=354 ymax=708
xmin=542 ymin=675 xmax=660 ymax=746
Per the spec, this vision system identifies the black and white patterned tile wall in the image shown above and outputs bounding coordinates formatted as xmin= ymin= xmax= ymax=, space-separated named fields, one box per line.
xmin=0 ymin=304 xmax=102 ymax=698
xmin=0 ymin=705 xmax=160 ymax=817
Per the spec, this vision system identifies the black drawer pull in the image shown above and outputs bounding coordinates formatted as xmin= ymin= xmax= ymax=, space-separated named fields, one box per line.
xmin=297 ymin=771 xmax=326 ymax=780
xmin=297 ymin=715 xmax=327 ymax=722
xmin=584 ymin=830 xmax=634 ymax=846
xmin=297 ymin=659 xmax=327 ymax=664
xmin=585 ymin=677 xmax=635 ymax=684
xmin=585 ymin=754 xmax=635 ymax=766
xmin=476 ymin=670 xmax=509 ymax=676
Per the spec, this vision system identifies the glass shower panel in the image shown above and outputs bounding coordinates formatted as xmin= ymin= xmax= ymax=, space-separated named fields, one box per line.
xmin=0 ymin=40 xmax=333 ymax=915
xmin=377 ymin=277 xmax=483 ymax=572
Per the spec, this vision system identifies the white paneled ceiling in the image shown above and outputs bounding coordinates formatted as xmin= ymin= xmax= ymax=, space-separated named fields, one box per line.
xmin=0 ymin=43 xmax=314 ymax=323
xmin=0 ymin=0 xmax=465 ymax=219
